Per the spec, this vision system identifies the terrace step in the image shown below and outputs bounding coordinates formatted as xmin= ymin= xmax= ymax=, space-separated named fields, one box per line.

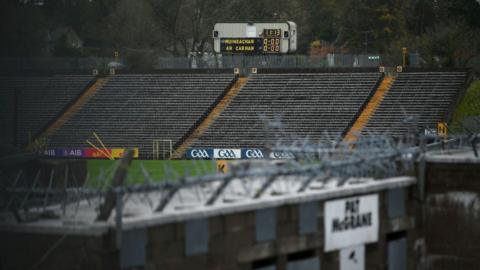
xmin=32 ymin=76 xmax=110 ymax=144
xmin=172 ymin=77 xmax=249 ymax=158
xmin=344 ymin=75 xmax=395 ymax=142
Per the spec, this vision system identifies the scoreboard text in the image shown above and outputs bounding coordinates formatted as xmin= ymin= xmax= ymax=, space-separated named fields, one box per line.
xmin=263 ymin=28 xmax=281 ymax=53
xmin=263 ymin=29 xmax=281 ymax=38
xmin=220 ymin=38 xmax=263 ymax=53
xmin=220 ymin=29 xmax=282 ymax=54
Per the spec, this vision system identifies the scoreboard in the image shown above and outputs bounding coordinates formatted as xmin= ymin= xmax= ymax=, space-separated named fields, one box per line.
xmin=213 ymin=22 xmax=297 ymax=54
xmin=220 ymin=31 xmax=280 ymax=54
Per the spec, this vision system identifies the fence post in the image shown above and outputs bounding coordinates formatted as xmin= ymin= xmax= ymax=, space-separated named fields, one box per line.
xmin=96 ymin=149 xmax=134 ymax=221
xmin=115 ymin=189 xmax=123 ymax=249
xmin=418 ymin=153 xmax=426 ymax=202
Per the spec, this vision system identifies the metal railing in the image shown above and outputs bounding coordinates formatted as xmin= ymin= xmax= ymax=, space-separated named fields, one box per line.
xmin=0 ymin=54 xmax=385 ymax=72
xmin=156 ymin=54 xmax=383 ymax=69
xmin=0 ymin=57 xmax=115 ymax=73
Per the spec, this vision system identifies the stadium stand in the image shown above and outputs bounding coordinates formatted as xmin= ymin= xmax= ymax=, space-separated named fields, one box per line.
xmin=191 ymin=72 xmax=382 ymax=148
xmin=0 ymin=75 xmax=95 ymax=146
xmin=362 ymin=71 xmax=467 ymax=137
xmin=47 ymin=73 xmax=236 ymax=158
xmin=0 ymin=86 xmax=15 ymax=145
xmin=172 ymin=77 xmax=249 ymax=158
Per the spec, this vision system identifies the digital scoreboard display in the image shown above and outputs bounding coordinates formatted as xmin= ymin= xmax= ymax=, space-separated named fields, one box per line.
xmin=262 ymin=28 xmax=281 ymax=53
xmin=262 ymin=37 xmax=280 ymax=53
xmin=220 ymin=29 xmax=282 ymax=54
xmin=263 ymin=29 xmax=281 ymax=38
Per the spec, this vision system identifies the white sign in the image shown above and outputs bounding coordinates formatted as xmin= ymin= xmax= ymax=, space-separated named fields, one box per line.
xmin=324 ymin=194 xmax=379 ymax=251
xmin=340 ymin=245 xmax=365 ymax=270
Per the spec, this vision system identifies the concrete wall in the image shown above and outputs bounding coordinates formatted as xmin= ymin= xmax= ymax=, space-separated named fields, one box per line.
xmin=0 ymin=185 xmax=416 ymax=270
xmin=145 ymin=187 xmax=416 ymax=270
xmin=0 ymin=231 xmax=117 ymax=270
xmin=420 ymin=159 xmax=480 ymax=270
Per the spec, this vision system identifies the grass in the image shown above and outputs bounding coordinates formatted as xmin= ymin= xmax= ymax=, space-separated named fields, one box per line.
xmin=86 ymin=159 xmax=217 ymax=188
xmin=451 ymin=80 xmax=480 ymax=132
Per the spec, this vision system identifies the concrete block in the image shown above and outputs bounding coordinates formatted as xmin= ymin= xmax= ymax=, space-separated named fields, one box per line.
xmin=165 ymin=254 xmax=208 ymax=270
xmin=254 ymin=265 xmax=276 ymax=270
xmin=298 ymin=201 xmax=318 ymax=235
xmin=150 ymin=240 xmax=183 ymax=261
xmin=256 ymin=208 xmax=276 ymax=242
xmin=277 ymin=205 xmax=290 ymax=222
xmin=120 ymin=228 xmax=146 ymax=269
xmin=322 ymin=249 xmax=339 ymax=270
xmin=209 ymin=216 xmax=224 ymax=236
xmin=278 ymin=236 xmax=322 ymax=255
xmin=387 ymin=237 xmax=406 ymax=270
xmin=185 ymin=218 xmax=209 ymax=256
xmin=286 ymin=257 xmax=320 ymax=270
xmin=237 ymin=242 xmax=275 ymax=263
xmin=278 ymin=236 xmax=308 ymax=255
xmin=148 ymin=224 xmax=176 ymax=244
xmin=225 ymin=212 xmax=253 ymax=233
xmin=388 ymin=217 xmax=414 ymax=233
xmin=176 ymin=222 xmax=185 ymax=240
xmin=210 ymin=229 xmax=254 ymax=255
xmin=388 ymin=188 xmax=406 ymax=219
xmin=278 ymin=222 xmax=297 ymax=239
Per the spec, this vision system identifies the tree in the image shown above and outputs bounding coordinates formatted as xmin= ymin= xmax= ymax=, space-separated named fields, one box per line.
xmin=0 ymin=1 xmax=48 ymax=57
xmin=0 ymin=0 xmax=478 ymax=70
xmin=415 ymin=0 xmax=480 ymax=67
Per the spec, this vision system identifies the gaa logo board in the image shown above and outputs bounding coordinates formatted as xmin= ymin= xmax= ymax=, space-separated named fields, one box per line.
xmin=242 ymin=149 xmax=265 ymax=159
xmin=186 ymin=149 xmax=213 ymax=159
xmin=213 ymin=149 xmax=241 ymax=159
xmin=186 ymin=148 xmax=296 ymax=160
xmin=268 ymin=151 xmax=295 ymax=159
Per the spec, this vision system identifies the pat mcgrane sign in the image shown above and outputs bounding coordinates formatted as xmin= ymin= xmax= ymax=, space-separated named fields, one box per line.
xmin=324 ymin=194 xmax=379 ymax=251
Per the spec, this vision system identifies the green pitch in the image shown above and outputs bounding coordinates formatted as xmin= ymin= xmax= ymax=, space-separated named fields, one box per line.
xmin=86 ymin=159 xmax=216 ymax=188
xmin=452 ymin=80 xmax=480 ymax=131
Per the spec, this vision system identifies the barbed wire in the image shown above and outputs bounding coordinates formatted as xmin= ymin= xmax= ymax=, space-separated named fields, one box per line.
xmin=1 ymin=116 xmax=478 ymax=224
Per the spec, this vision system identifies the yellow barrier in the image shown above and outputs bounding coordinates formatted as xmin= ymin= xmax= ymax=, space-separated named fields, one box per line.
xmin=216 ymin=160 xmax=229 ymax=174
xmin=437 ymin=122 xmax=448 ymax=138
xmin=85 ymin=148 xmax=139 ymax=159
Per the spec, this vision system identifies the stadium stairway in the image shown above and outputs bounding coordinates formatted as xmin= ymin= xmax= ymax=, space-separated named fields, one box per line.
xmin=32 ymin=76 xmax=110 ymax=144
xmin=171 ymin=77 xmax=249 ymax=158
xmin=344 ymin=75 xmax=395 ymax=141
